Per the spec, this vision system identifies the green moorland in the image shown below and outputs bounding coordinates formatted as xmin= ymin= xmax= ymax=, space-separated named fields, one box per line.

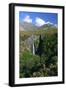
xmin=20 ymin=28 xmax=57 ymax=40
xmin=19 ymin=28 xmax=58 ymax=78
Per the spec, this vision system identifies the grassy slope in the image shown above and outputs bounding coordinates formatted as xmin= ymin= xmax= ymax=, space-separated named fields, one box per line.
xmin=19 ymin=28 xmax=58 ymax=78
xmin=20 ymin=28 xmax=57 ymax=40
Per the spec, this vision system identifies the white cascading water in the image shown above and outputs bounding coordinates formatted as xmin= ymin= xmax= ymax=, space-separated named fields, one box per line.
xmin=32 ymin=34 xmax=35 ymax=55
xmin=33 ymin=42 xmax=35 ymax=55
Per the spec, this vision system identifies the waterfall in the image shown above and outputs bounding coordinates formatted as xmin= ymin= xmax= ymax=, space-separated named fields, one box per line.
xmin=33 ymin=42 xmax=35 ymax=55
xmin=32 ymin=34 xmax=35 ymax=55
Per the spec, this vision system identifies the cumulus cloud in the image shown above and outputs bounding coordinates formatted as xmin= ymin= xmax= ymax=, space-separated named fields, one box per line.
xmin=23 ymin=15 xmax=32 ymax=23
xmin=35 ymin=17 xmax=55 ymax=27
xmin=46 ymin=21 xmax=53 ymax=25
xmin=35 ymin=17 xmax=46 ymax=27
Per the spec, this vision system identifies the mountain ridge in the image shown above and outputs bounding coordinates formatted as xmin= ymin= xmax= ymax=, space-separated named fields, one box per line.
xmin=19 ymin=22 xmax=57 ymax=32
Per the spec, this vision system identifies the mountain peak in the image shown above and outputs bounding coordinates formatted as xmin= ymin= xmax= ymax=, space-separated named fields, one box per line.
xmin=20 ymin=22 xmax=38 ymax=31
xmin=19 ymin=22 xmax=57 ymax=32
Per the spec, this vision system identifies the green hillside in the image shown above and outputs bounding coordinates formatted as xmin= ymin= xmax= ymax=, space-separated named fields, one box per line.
xmin=20 ymin=28 xmax=57 ymax=40
xmin=19 ymin=24 xmax=58 ymax=78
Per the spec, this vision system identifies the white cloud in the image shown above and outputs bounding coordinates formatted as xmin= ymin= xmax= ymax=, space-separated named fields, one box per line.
xmin=46 ymin=21 xmax=53 ymax=25
xmin=35 ymin=17 xmax=55 ymax=27
xmin=35 ymin=17 xmax=46 ymax=27
xmin=23 ymin=15 xmax=32 ymax=23
xmin=54 ymin=24 xmax=57 ymax=27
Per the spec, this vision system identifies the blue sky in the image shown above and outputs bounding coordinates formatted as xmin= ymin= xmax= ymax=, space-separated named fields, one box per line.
xmin=19 ymin=12 xmax=58 ymax=27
